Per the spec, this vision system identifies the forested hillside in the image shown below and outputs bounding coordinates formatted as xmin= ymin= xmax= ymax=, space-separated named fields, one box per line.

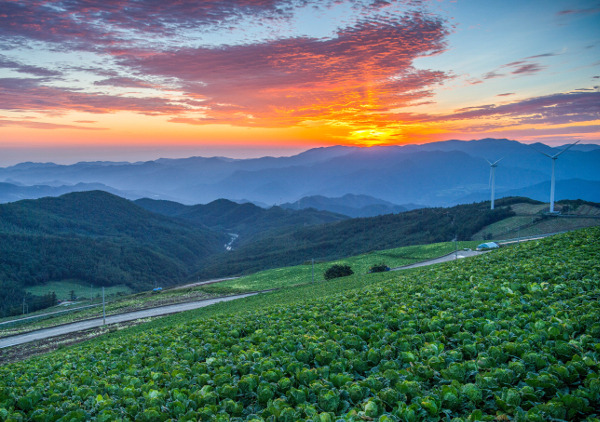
xmin=195 ymin=198 xmax=517 ymax=278
xmin=0 ymin=191 xmax=227 ymax=317
xmin=134 ymin=198 xmax=348 ymax=245
xmin=2 ymin=191 xmax=598 ymax=318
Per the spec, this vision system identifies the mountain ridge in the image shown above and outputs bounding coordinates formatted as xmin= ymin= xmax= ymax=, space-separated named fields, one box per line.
xmin=134 ymin=197 xmax=349 ymax=245
xmin=1 ymin=139 xmax=599 ymax=205
xmin=280 ymin=194 xmax=420 ymax=217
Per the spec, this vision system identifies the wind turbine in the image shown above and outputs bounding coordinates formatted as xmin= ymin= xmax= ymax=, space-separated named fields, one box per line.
xmin=530 ymin=141 xmax=579 ymax=213
xmin=486 ymin=158 xmax=503 ymax=210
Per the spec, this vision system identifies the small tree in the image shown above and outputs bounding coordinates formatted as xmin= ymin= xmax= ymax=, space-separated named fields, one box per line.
xmin=69 ymin=290 xmax=76 ymax=301
xmin=324 ymin=264 xmax=353 ymax=280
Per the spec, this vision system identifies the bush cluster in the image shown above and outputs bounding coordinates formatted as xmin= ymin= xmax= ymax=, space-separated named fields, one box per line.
xmin=323 ymin=264 xmax=354 ymax=280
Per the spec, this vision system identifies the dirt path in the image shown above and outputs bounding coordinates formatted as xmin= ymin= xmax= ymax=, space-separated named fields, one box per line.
xmin=0 ymin=292 xmax=258 ymax=349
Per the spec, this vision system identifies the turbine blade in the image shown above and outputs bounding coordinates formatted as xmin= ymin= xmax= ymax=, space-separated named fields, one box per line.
xmin=527 ymin=143 xmax=553 ymax=158
xmin=492 ymin=157 xmax=503 ymax=166
xmin=554 ymin=140 xmax=580 ymax=158
xmin=485 ymin=158 xmax=492 ymax=165
xmin=489 ymin=168 xmax=492 ymax=187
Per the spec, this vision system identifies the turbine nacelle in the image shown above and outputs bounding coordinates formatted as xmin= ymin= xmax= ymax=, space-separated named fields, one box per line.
xmin=486 ymin=158 xmax=503 ymax=168
xmin=528 ymin=141 xmax=579 ymax=213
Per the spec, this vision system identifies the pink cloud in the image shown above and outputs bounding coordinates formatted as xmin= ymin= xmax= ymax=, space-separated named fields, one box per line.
xmin=483 ymin=71 xmax=504 ymax=79
xmin=511 ymin=63 xmax=544 ymax=75
xmin=483 ymin=55 xmax=550 ymax=81
xmin=0 ymin=78 xmax=186 ymax=115
xmin=0 ymin=55 xmax=61 ymax=78
xmin=93 ymin=77 xmax=156 ymax=89
xmin=438 ymin=91 xmax=600 ymax=125
xmin=122 ymin=13 xmax=449 ymax=127
xmin=0 ymin=119 xmax=106 ymax=130
xmin=0 ymin=0 xmax=380 ymax=50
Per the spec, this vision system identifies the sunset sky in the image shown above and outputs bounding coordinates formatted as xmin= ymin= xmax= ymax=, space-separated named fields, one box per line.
xmin=0 ymin=0 xmax=599 ymax=164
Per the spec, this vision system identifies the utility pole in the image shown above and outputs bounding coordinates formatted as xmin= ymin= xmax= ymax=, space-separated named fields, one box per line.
xmin=102 ymin=287 xmax=106 ymax=325
xmin=454 ymin=238 xmax=458 ymax=260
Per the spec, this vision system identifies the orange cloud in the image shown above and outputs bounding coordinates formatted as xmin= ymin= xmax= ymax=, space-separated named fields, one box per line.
xmin=121 ymin=13 xmax=449 ymax=138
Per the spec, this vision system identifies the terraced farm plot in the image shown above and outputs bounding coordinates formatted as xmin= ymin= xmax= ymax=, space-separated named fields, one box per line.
xmin=200 ymin=241 xmax=479 ymax=294
xmin=1 ymin=228 xmax=599 ymax=421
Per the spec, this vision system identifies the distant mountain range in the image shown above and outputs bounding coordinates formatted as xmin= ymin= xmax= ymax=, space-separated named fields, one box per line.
xmin=0 ymin=181 xmax=136 ymax=203
xmin=280 ymin=194 xmax=423 ymax=218
xmin=1 ymin=139 xmax=599 ymax=206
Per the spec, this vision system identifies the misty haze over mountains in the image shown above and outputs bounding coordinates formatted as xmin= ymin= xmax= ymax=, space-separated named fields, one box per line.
xmin=0 ymin=139 xmax=599 ymax=208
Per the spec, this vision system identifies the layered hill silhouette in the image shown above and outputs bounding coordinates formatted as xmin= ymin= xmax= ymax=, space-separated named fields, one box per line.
xmin=0 ymin=191 xmax=227 ymax=287
xmin=0 ymin=191 xmax=346 ymax=316
xmin=2 ymin=190 xmax=599 ymax=317
xmin=280 ymin=194 xmax=420 ymax=217
xmin=195 ymin=198 xmax=518 ymax=278
xmin=134 ymin=197 xmax=348 ymax=245
xmin=1 ymin=139 xmax=599 ymax=206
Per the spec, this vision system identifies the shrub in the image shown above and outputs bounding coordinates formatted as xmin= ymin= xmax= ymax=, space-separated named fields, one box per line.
xmin=324 ymin=264 xmax=353 ymax=280
xmin=369 ymin=263 xmax=390 ymax=273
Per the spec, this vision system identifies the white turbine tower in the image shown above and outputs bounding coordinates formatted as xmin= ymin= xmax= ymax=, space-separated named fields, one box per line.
xmin=486 ymin=158 xmax=503 ymax=210
xmin=530 ymin=141 xmax=579 ymax=213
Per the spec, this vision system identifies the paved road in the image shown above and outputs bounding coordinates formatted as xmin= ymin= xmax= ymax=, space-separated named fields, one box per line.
xmin=392 ymin=233 xmax=552 ymax=271
xmin=2 ymin=277 xmax=242 ymax=328
xmin=0 ymin=293 xmax=258 ymax=349
xmin=392 ymin=249 xmax=486 ymax=271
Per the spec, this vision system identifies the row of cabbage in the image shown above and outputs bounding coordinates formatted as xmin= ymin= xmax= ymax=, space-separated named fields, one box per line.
xmin=1 ymin=227 xmax=599 ymax=421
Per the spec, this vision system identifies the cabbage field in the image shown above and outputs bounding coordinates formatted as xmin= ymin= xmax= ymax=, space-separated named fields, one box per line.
xmin=1 ymin=227 xmax=599 ymax=421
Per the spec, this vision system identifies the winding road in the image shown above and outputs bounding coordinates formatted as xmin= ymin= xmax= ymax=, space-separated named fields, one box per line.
xmin=392 ymin=249 xmax=486 ymax=270
xmin=0 ymin=293 xmax=258 ymax=349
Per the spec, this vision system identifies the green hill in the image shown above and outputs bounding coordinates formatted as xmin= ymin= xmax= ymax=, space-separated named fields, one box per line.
xmin=135 ymin=197 xmax=349 ymax=244
xmin=195 ymin=197 xmax=600 ymax=279
xmin=3 ymin=192 xmax=599 ymax=318
xmin=1 ymin=228 xmax=598 ymax=420
xmin=194 ymin=198 xmax=517 ymax=278
xmin=0 ymin=191 xmax=227 ymax=316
